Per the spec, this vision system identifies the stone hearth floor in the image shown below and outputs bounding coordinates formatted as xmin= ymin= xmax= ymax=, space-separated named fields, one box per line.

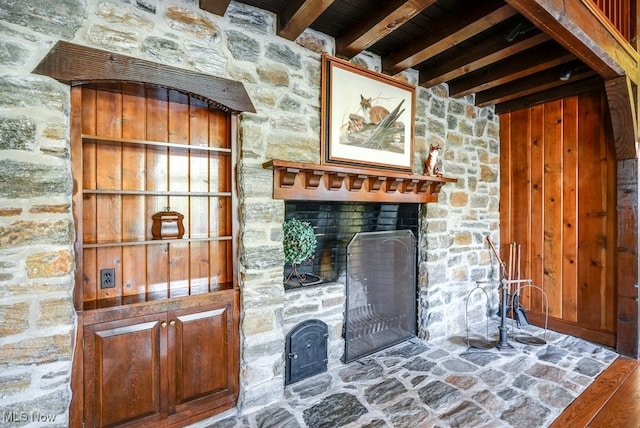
xmin=192 ymin=320 xmax=618 ymax=428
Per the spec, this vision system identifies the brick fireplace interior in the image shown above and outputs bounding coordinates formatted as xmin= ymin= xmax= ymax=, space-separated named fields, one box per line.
xmin=284 ymin=201 xmax=419 ymax=287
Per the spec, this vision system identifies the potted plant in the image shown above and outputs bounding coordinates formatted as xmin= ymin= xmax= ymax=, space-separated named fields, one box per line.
xmin=283 ymin=218 xmax=321 ymax=286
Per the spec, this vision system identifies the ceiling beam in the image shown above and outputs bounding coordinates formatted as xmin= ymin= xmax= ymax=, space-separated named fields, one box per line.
xmin=475 ymin=61 xmax=596 ymax=106
xmin=419 ymin=31 xmax=550 ymax=87
xmin=336 ymin=0 xmax=437 ymax=59
xmin=199 ymin=0 xmax=231 ymax=17
xmin=505 ymin=0 xmax=639 ymax=84
xmin=494 ymin=75 xmax=604 ymax=114
xmin=278 ymin=0 xmax=336 ymax=41
xmin=382 ymin=0 xmax=517 ymax=74
xmin=448 ymin=41 xmax=575 ymax=97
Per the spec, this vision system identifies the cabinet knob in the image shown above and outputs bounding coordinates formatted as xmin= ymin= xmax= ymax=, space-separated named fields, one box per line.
xmin=160 ymin=321 xmax=168 ymax=328
xmin=169 ymin=320 xmax=176 ymax=327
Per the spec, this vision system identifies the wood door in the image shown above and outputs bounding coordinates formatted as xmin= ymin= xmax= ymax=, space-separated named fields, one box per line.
xmin=167 ymin=291 xmax=239 ymax=417
xmin=83 ymin=313 xmax=166 ymax=428
xmin=499 ymin=88 xmax=617 ymax=347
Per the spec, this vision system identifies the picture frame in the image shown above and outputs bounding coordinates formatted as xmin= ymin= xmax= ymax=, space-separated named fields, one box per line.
xmin=321 ymin=54 xmax=416 ymax=172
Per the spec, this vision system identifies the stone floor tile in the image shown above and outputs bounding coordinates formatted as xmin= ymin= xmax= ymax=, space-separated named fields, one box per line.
xmin=192 ymin=320 xmax=617 ymax=428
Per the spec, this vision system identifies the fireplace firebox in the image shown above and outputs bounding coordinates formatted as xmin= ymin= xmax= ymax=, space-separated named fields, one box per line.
xmin=284 ymin=202 xmax=419 ymax=289
xmin=344 ymin=230 xmax=417 ymax=362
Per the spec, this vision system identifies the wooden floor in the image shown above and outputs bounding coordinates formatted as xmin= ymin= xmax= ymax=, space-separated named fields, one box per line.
xmin=550 ymin=356 xmax=640 ymax=427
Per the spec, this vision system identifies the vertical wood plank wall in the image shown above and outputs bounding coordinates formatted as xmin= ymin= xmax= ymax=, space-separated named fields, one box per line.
xmin=499 ymin=88 xmax=617 ymax=347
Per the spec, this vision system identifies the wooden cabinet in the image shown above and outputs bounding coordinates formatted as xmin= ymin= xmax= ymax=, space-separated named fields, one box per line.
xmin=82 ymin=291 xmax=239 ymax=428
xmin=71 ymin=83 xmax=240 ymax=427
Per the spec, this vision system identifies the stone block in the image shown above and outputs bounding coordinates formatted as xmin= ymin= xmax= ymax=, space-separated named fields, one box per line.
xmin=257 ymin=62 xmax=290 ymax=87
xmin=0 ymin=0 xmax=84 ymax=39
xmin=0 ymin=40 xmax=30 ymax=67
xmin=29 ymin=204 xmax=70 ymax=214
xmin=297 ymin=30 xmax=329 ymax=54
xmin=266 ymin=42 xmax=301 ymax=69
xmin=0 ymin=220 xmax=72 ymax=248
xmin=450 ymin=191 xmax=469 ymax=207
xmin=0 ymin=372 xmax=31 ymax=398
xmin=165 ymin=6 xmax=219 ymax=41
xmin=0 ymin=208 xmax=22 ymax=217
xmin=242 ymin=309 xmax=276 ymax=335
xmin=226 ymin=2 xmax=273 ymax=35
xmin=0 ymin=302 xmax=30 ymax=336
xmin=226 ymin=30 xmax=260 ymax=62
xmin=142 ymin=36 xmax=183 ymax=64
xmin=96 ymin=2 xmax=154 ymax=30
xmin=0 ymin=75 xmax=69 ymax=113
xmin=25 ymin=250 xmax=73 ymax=279
xmin=0 ymin=334 xmax=72 ymax=366
xmin=0 ymin=116 xmax=35 ymax=150
xmin=265 ymin=133 xmax=319 ymax=164
xmin=37 ymin=298 xmax=74 ymax=328
xmin=0 ymin=158 xmax=72 ymax=199
xmin=84 ymin=23 xmax=139 ymax=52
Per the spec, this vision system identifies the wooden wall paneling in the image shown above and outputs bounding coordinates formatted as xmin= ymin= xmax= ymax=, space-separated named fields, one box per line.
xmin=95 ymin=88 xmax=123 ymax=301
xmin=69 ymin=86 xmax=84 ymax=425
xmin=122 ymin=83 xmax=148 ymax=297
xmin=168 ymin=90 xmax=190 ymax=297
xmin=190 ymin=97 xmax=212 ymax=294
xmin=562 ymin=96 xmax=579 ymax=322
xmin=499 ymin=113 xmax=512 ymax=275
xmin=209 ymin=240 xmax=231 ymax=289
xmin=542 ymin=100 xmax=564 ymax=317
xmin=509 ymin=109 xmax=532 ymax=306
xmin=617 ymin=159 xmax=639 ymax=357
xmin=146 ymin=87 xmax=170 ymax=297
xmin=604 ymin=95 xmax=618 ymax=333
xmin=577 ymin=91 xmax=608 ymax=328
xmin=210 ymin=109 xmax=230 ymax=149
xmin=82 ymin=88 xmax=98 ymax=303
xmin=528 ymin=104 xmax=544 ymax=314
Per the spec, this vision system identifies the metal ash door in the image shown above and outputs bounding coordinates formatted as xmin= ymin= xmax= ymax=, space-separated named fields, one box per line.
xmin=285 ymin=319 xmax=329 ymax=385
xmin=344 ymin=230 xmax=416 ymax=363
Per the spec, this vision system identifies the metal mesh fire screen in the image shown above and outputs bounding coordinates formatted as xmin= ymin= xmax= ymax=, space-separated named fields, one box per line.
xmin=344 ymin=230 xmax=417 ymax=363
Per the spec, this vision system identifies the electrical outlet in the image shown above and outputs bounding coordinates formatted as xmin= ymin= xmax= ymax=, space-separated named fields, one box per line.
xmin=100 ymin=268 xmax=116 ymax=289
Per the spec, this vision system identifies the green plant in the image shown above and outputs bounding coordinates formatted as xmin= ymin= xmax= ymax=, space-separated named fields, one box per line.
xmin=283 ymin=218 xmax=317 ymax=265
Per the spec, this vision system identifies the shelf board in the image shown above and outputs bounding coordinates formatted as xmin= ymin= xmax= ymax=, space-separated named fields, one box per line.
xmin=263 ymin=159 xmax=457 ymax=203
xmin=82 ymin=134 xmax=232 ymax=153
xmin=83 ymin=190 xmax=232 ymax=197
xmin=83 ymin=236 xmax=232 ymax=249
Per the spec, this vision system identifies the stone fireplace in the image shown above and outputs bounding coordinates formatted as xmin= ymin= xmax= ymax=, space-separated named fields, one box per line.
xmin=0 ymin=0 xmax=500 ymax=421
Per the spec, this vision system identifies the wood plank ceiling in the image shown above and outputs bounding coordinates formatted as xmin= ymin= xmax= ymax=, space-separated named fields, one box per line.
xmin=200 ymin=0 xmax=603 ymax=114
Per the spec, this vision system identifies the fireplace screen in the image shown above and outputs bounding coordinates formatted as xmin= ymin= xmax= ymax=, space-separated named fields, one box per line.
xmin=344 ymin=230 xmax=416 ymax=362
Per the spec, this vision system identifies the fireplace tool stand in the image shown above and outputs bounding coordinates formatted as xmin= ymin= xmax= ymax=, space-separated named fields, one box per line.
xmin=510 ymin=283 xmax=549 ymax=346
xmin=485 ymin=236 xmax=545 ymax=350
xmin=465 ymin=280 xmax=493 ymax=349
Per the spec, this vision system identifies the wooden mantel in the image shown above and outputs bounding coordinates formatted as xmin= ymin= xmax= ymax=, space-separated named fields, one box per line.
xmin=263 ymin=159 xmax=457 ymax=203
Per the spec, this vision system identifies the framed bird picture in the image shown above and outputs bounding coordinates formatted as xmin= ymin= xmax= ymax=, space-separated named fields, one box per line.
xmin=320 ymin=54 xmax=416 ymax=172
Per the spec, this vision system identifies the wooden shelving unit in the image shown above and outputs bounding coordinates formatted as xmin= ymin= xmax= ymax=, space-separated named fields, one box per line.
xmin=72 ymin=82 xmax=240 ymax=427
xmin=264 ymin=159 xmax=457 ymax=203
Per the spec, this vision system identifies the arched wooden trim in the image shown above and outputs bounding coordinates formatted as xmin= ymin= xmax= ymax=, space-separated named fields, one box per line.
xmin=33 ymin=41 xmax=255 ymax=114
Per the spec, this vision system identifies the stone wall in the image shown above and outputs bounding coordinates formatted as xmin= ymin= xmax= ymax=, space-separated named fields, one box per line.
xmin=0 ymin=0 xmax=499 ymax=420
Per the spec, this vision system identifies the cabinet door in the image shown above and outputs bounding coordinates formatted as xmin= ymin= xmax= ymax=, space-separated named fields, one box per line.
xmin=168 ymin=298 xmax=239 ymax=415
xmin=84 ymin=314 xmax=166 ymax=428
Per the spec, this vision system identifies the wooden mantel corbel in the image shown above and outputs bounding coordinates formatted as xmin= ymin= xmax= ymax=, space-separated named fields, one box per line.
xmin=263 ymin=160 xmax=457 ymax=203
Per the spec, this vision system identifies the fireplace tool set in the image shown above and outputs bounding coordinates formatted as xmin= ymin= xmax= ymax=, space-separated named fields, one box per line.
xmin=465 ymin=236 xmax=549 ymax=349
